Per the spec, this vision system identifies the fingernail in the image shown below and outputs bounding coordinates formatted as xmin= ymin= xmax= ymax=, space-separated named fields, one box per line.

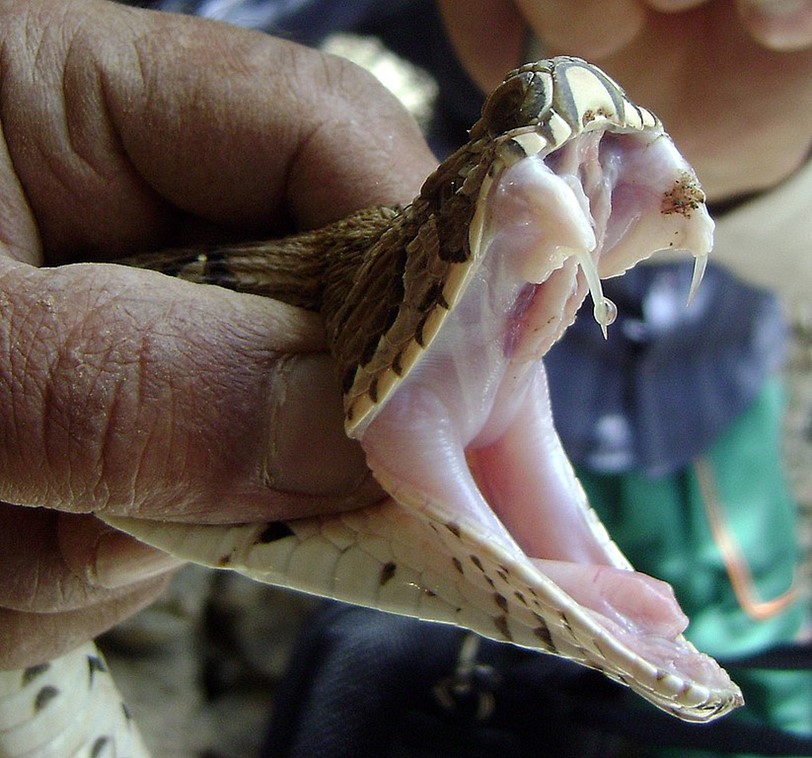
xmin=93 ymin=530 xmax=185 ymax=589
xmin=265 ymin=353 xmax=369 ymax=495
xmin=738 ymin=0 xmax=812 ymax=49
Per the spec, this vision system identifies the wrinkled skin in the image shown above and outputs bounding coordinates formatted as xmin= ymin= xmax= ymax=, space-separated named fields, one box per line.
xmin=0 ymin=0 xmax=435 ymax=669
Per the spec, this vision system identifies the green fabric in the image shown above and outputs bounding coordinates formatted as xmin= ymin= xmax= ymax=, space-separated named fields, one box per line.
xmin=575 ymin=380 xmax=811 ymax=757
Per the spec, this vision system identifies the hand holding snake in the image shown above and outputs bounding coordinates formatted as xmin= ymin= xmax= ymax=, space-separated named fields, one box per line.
xmin=0 ymin=0 xmax=434 ymax=669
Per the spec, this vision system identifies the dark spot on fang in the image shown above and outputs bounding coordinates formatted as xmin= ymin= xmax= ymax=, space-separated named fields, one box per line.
xmin=34 ymin=686 xmax=59 ymax=712
xmin=368 ymin=377 xmax=379 ymax=403
xmin=494 ymin=593 xmax=508 ymax=612
xmin=470 ymin=555 xmax=484 ymax=572
xmin=514 ymin=591 xmax=527 ymax=606
xmin=452 ymin=557 xmax=464 ymax=575
xmin=424 ymin=588 xmax=437 ymax=598
xmin=445 ymin=522 xmax=461 ymax=539
xmin=258 ymin=522 xmax=295 ymax=543
xmin=122 ymin=702 xmax=133 ymax=721
xmin=380 ymin=562 xmax=397 ymax=585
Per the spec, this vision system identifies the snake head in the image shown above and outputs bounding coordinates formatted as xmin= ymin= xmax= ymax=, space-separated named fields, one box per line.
xmin=108 ymin=58 xmax=740 ymax=725
xmin=341 ymin=59 xmax=738 ymax=721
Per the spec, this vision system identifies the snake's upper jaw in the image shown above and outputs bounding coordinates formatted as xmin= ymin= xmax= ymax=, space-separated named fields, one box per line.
xmin=482 ymin=128 xmax=714 ymax=351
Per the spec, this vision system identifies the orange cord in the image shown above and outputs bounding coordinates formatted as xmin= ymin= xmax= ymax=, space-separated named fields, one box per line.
xmin=694 ymin=456 xmax=798 ymax=621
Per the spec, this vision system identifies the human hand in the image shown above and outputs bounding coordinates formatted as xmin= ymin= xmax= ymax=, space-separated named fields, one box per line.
xmin=439 ymin=0 xmax=812 ymax=200
xmin=0 ymin=0 xmax=435 ymax=667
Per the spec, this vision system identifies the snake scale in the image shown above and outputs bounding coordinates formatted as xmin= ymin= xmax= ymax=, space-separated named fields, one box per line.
xmin=0 ymin=57 xmax=744 ymax=756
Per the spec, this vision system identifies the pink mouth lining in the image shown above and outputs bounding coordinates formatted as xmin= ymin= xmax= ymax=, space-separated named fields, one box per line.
xmin=360 ymin=125 xmax=728 ymax=691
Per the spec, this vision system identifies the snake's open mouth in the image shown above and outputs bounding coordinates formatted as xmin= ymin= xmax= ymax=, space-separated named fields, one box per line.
xmin=360 ymin=126 xmax=735 ymax=702
xmin=101 ymin=58 xmax=742 ymax=724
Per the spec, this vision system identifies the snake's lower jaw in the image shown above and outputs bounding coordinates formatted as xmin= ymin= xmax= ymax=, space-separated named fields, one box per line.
xmin=465 ymin=381 xmax=740 ymax=693
xmin=362 ymin=365 xmax=744 ymax=720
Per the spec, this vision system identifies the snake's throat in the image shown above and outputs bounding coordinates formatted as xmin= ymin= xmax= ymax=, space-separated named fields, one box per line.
xmin=359 ymin=126 xmax=736 ymax=710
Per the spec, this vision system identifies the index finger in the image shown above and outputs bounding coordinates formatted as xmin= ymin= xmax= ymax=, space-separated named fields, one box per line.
xmin=0 ymin=0 xmax=437 ymax=265
xmin=0 ymin=0 xmax=436 ymax=525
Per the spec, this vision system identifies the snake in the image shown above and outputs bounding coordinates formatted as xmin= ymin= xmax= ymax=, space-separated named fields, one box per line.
xmin=0 ymin=57 xmax=744 ymax=756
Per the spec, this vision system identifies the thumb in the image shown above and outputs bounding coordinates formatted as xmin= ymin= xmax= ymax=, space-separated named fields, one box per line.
xmin=0 ymin=257 xmax=380 ymax=524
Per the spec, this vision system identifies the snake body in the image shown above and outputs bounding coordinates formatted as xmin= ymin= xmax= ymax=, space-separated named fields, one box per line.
xmin=0 ymin=57 xmax=743 ymax=756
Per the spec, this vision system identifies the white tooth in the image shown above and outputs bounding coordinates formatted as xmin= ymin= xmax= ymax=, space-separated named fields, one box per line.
xmin=577 ymin=248 xmax=616 ymax=338
xmin=688 ymin=252 xmax=707 ymax=306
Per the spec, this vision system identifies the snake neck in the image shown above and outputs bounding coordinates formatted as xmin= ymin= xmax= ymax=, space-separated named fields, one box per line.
xmin=321 ymin=138 xmax=497 ymax=435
